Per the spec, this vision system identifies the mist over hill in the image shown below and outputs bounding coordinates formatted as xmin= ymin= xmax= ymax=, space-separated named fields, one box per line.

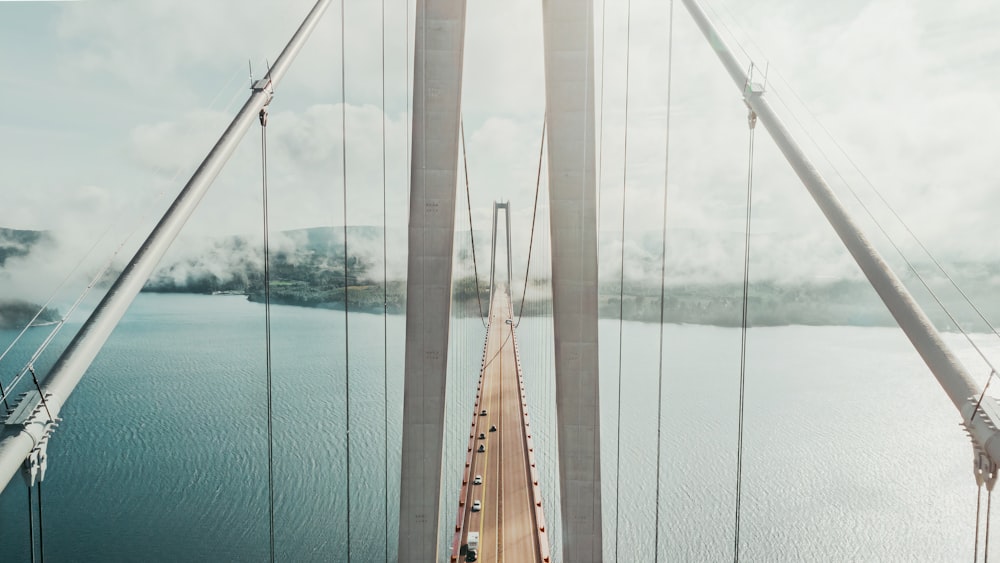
xmin=0 ymin=228 xmax=53 ymax=267
xmin=0 ymin=228 xmax=61 ymax=328
xmin=2 ymin=226 xmax=1000 ymax=330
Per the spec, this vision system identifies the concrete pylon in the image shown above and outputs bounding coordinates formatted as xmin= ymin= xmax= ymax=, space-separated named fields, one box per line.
xmin=541 ymin=1 xmax=604 ymax=560
xmin=397 ymin=0 xmax=468 ymax=561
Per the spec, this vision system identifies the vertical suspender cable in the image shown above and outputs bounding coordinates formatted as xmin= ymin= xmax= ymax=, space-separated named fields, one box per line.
xmin=380 ymin=0 xmax=389 ymax=560
xmin=36 ymin=481 xmax=44 ymax=563
xmin=653 ymin=1 xmax=675 ymax=560
xmin=987 ymin=487 xmax=994 ymax=563
xmin=582 ymin=1 xmax=599 ymax=554
xmin=976 ymin=478 xmax=984 ymax=562
xmin=596 ymin=0 xmax=607 ymax=248
xmin=460 ymin=119 xmax=487 ymax=326
xmin=515 ymin=120 xmax=546 ymax=327
xmin=27 ymin=485 xmax=35 ymax=563
xmin=259 ymin=109 xmax=276 ymax=563
xmin=614 ymin=0 xmax=632 ymax=558
xmin=734 ymin=108 xmax=757 ymax=563
xmin=405 ymin=0 xmax=411 ymax=213
xmin=339 ymin=0 xmax=353 ymax=558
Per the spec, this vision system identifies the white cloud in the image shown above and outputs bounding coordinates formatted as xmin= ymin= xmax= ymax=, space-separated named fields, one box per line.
xmin=1 ymin=0 xmax=998 ymax=290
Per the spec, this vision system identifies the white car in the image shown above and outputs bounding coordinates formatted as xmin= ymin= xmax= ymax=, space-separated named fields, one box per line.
xmin=472 ymin=500 xmax=482 ymax=512
xmin=473 ymin=475 xmax=482 ymax=485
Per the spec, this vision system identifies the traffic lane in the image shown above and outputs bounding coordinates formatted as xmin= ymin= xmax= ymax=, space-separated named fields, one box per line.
xmin=486 ymin=337 xmax=506 ymax=562
xmin=499 ymin=325 xmax=538 ymax=561
xmin=478 ymin=323 xmax=504 ymax=561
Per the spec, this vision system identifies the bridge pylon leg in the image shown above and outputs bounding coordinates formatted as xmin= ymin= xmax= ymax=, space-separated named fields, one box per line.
xmin=542 ymin=1 xmax=604 ymax=560
xmin=398 ymin=1 xmax=468 ymax=561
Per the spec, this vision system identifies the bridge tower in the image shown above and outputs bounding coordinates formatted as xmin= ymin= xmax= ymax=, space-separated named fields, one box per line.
xmin=398 ymin=1 xmax=469 ymax=561
xmin=541 ymin=1 xmax=604 ymax=560
xmin=398 ymin=0 xmax=603 ymax=561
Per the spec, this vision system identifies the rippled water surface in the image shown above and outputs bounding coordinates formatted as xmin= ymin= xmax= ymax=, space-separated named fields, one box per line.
xmin=0 ymin=293 xmax=995 ymax=561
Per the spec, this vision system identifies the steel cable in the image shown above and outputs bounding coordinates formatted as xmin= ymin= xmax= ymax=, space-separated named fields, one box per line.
xmin=653 ymin=1 xmax=675 ymax=560
xmin=339 ymin=1 xmax=353 ymax=558
xmin=37 ymin=481 xmax=45 ymax=563
xmin=976 ymin=480 xmax=984 ymax=562
xmin=27 ymin=485 xmax=35 ymax=563
xmin=734 ymin=108 xmax=757 ymax=563
xmin=596 ymin=0 xmax=607 ymax=252
xmin=614 ymin=0 xmax=633 ymax=558
xmin=380 ymin=0 xmax=390 ymax=559
xmin=515 ymin=119 xmax=546 ymax=327
xmin=460 ymin=118 xmax=488 ymax=327
xmin=258 ymin=109 xmax=276 ymax=563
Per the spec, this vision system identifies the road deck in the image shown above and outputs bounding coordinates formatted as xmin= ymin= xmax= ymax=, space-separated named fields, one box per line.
xmin=449 ymin=290 xmax=549 ymax=563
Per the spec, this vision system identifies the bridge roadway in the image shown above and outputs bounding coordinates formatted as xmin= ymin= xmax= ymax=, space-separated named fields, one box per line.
xmin=450 ymin=289 xmax=549 ymax=562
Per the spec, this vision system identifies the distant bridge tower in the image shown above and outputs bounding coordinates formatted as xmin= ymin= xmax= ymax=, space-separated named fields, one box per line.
xmin=397 ymin=0 xmax=603 ymax=561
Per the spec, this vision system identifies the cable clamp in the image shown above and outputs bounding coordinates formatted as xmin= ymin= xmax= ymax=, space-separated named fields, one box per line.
xmin=21 ymin=415 xmax=59 ymax=488
xmin=976 ymin=450 xmax=998 ymax=491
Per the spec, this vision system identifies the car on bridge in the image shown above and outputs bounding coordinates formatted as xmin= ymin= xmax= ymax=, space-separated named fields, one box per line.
xmin=473 ymin=474 xmax=482 ymax=485
xmin=480 ymin=409 xmax=487 ymax=416
xmin=472 ymin=500 xmax=481 ymax=512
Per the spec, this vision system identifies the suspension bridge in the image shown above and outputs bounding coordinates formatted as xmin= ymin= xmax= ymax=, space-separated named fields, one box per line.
xmin=1 ymin=0 xmax=999 ymax=561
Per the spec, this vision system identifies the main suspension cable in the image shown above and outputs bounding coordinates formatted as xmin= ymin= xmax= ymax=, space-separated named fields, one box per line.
xmin=459 ymin=118 xmax=487 ymax=327
xmin=710 ymin=0 xmax=1000 ymax=358
xmin=653 ymin=2 xmax=675 ymax=560
xmin=515 ymin=119 xmax=546 ymax=327
xmin=777 ymin=67 xmax=1000 ymax=343
xmin=0 ymin=64 xmax=247 ymax=375
xmin=734 ymin=102 xmax=758 ymax=563
xmin=760 ymin=87 xmax=1000 ymax=387
xmin=3 ymin=264 xmax=114 ymax=407
xmin=614 ymin=0 xmax=633 ymax=558
xmin=1 ymin=65 xmax=251 ymax=406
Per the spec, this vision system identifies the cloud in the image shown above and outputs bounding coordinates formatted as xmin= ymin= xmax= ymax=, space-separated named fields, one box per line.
xmin=1 ymin=0 xmax=998 ymax=292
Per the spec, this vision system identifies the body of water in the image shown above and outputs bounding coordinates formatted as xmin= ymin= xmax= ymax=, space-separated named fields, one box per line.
xmin=0 ymin=293 xmax=994 ymax=561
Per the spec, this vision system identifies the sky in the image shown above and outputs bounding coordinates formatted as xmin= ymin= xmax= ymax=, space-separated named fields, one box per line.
xmin=1 ymin=0 xmax=999 ymax=298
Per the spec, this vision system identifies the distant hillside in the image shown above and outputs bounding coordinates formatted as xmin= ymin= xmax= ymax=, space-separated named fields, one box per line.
xmin=145 ymin=227 xmax=409 ymax=313
xmin=4 ymin=225 xmax=1000 ymax=328
xmin=0 ymin=300 xmax=60 ymax=330
xmin=0 ymin=227 xmax=52 ymax=267
xmin=0 ymin=229 xmax=60 ymax=328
